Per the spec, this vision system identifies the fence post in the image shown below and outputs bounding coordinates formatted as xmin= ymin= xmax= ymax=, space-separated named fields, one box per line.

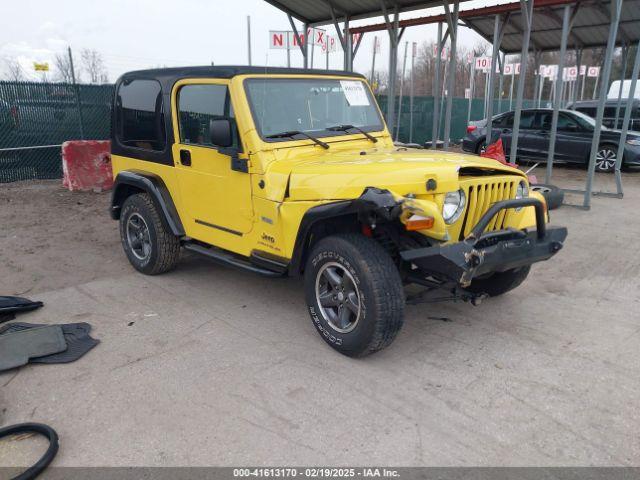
xmin=68 ymin=47 xmax=85 ymax=140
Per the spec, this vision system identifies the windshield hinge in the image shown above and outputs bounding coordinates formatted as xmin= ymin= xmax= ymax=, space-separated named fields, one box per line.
xmin=220 ymin=147 xmax=249 ymax=173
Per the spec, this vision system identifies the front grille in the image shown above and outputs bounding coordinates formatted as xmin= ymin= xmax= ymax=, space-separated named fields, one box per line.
xmin=460 ymin=178 xmax=520 ymax=239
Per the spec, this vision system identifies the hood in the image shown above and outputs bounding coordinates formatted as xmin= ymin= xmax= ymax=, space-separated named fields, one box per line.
xmin=270 ymin=145 xmax=525 ymax=201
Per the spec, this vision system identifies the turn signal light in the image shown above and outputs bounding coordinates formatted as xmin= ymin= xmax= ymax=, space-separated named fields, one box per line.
xmin=466 ymin=125 xmax=477 ymax=133
xmin=405 ymin=215 xmax=434 ymax=231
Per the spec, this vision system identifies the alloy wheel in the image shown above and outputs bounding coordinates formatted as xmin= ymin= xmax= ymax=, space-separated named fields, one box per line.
xmin=595 ymin=148 xmax=617 ymax=171
xmin=126 ymin=213 xmax=152 ymax=261
xmin=315 ymin=262 xmax=361 ymax=333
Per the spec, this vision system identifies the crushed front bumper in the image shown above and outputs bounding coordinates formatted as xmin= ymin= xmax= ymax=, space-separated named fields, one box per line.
xmin=400 ymin=198 xmax=568 ymax=286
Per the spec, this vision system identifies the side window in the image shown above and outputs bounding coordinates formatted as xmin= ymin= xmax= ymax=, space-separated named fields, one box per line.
xmin=519 ymin=111 xmax=535 ymax=129
xmin=495 ymin=114 xmax=511 ymax=128
xmin=558 ymin=113 xmax=580 ymax=131
xmin=535 ymin=112 xmax=551 ymax=130
xmin=117 ymin=79 xmax=165 ymax=151
xmin=177 ymin=84 xmax=239 ymax=149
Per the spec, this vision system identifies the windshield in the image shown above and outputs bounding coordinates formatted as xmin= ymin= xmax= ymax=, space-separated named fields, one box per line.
xmin=244 ymin=78 xmax=384 ymax=140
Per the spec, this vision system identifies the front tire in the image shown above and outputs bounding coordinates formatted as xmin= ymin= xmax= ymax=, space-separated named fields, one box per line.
xmin=119 ymin=193 xmax=180 ymax=275
xmin=304 ymin=234 xmax=405 ymax=357
xmin=465 ymin=266 xmax=531 ymax=297
xmin=594 ymin=144 xmax=618 ymax=173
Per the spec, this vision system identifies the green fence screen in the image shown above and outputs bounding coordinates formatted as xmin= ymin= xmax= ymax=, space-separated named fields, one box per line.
xmin=0 ymin=81 xmax=113 ymax=182
xmin=0 ymin=81 xmax=535 ymax=183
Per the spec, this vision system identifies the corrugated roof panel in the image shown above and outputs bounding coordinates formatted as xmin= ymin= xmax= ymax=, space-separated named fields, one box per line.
xmin=465 ymin=0 xmax=640 ymax=53
xmin=263 ymin=0 xmax=473 ymax=25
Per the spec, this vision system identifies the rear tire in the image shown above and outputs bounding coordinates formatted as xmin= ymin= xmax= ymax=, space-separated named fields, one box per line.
xmin=303 ymin=234 xmax=405 ymax=357
xmin=119 ymin=193 xmax=180 ymax=275
xmin=465 ymin=266 xmax=531 ymax=297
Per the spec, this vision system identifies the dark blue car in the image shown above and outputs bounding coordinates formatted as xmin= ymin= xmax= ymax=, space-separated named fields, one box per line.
xmin=462 ymin=108 xmax=640 ymax=172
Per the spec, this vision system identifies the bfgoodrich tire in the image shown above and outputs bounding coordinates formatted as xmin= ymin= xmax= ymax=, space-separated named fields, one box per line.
xmin=119 ymin=193 xmax=180 ymax=275
xmin=465 ymin=266 xmax=531 ymax=297
xmin=304 ymin=234 xmax=405 ymax=357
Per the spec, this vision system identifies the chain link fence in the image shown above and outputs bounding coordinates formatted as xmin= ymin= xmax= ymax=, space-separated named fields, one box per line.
xmin=0 ymin=81 xmax=535 ymax=184
xmin=0 ymin=81 xmax=113 ymax=183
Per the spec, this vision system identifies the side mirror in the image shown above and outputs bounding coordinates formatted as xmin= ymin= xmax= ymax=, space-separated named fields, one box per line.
xmin=209 ymin=118 xmax=233 ymax=148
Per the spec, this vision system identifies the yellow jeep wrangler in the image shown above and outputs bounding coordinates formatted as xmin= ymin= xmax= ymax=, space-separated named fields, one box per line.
xmin=110 ymin=66 xmax=567 ymax=357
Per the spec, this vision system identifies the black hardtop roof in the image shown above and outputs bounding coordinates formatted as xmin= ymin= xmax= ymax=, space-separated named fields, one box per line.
xmin=118 ymin=65 xmax=365 ymax=89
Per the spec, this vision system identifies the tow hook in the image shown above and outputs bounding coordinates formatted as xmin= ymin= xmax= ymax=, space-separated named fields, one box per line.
xmin=465 ymin=249 xmax=483 ymax=268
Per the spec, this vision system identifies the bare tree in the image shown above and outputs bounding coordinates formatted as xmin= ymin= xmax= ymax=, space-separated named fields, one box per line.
xmin=54 ymin=52 xmax=75 ymax=83
xmin=80 ymin=49 xmax=107 ymax=84
xmin=3 ymin=57 xmax=25 ymax=81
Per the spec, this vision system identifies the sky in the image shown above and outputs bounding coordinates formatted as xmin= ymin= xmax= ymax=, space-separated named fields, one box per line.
xmin=0 ymin=0 xmax=513 ymax=82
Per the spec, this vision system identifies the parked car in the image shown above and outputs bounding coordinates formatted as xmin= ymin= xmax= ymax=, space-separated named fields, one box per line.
xmin=109 ymin=66 xmax=567 ymax=357
xmin=569 ymin=98 xmax=640 ymax=131
xmin=463 ymin=108 xmax=640 ymax=172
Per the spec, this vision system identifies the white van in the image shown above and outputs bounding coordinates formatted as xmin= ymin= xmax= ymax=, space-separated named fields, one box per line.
xmin=608 ymin=80 xmax=640 ymax=100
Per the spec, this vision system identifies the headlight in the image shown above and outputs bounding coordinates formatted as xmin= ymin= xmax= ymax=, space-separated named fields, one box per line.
xmin=626 ymin=138 xmax=640 ymax=146
xmin=515 ymin=180 xmax=529 ymax=211
xmin=442 ymin=189 xmax=466 ymax=224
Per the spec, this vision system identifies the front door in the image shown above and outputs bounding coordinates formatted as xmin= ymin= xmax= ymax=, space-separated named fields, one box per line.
xmin=172 ymin=80 xmax=253 ymax=243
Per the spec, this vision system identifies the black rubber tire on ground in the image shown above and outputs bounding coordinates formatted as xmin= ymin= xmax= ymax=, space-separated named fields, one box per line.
xmin=303 ymin=234 xmax=405 ymax=357
xmin=464 ymin=266 xmax=531 ymax=297
xmin=594 ymin=144 xmax=618 ymax=173
xmin=531 ymin=183 xmax=564 ymax=210
xmin=119 ymin=193 xmax=180 ymax=275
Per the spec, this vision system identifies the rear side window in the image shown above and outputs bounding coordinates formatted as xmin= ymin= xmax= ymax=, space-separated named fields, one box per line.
xmin=116 ymin=79 xmax=165 ymax=151
xmin=518 ymin=111 xmax=535 ymax=129
xmin=177 ymin=84 xmax=239 ymax=148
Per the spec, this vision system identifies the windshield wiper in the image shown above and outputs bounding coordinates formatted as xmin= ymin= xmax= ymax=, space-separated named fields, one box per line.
xmin=265 ymin=130 xmax=329 ymax=149
xmin=326 ymin=124 xmax=378 ymax=143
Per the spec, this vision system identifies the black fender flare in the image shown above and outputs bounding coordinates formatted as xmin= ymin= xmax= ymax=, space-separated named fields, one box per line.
xmin=110 ymin=171 xmax=185 ymax=236
xmin=289 ymin=187 xmax=402 ymax=275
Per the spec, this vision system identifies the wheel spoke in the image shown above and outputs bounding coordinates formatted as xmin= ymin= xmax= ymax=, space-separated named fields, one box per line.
xmin=338 ymin=305 xmax=351 ymax=328
xmin=142 ymin=241 xmax=152 ymax=257
xmin=345 ymin=292 xmax=359 ymax=314
xmin=318 ymin=290 xmax=339 ymax=307
xmin=323 ymin=267 xmax=343 ymax=288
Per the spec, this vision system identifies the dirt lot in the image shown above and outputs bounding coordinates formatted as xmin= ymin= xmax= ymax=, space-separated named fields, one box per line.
xmin=1 ymin=168 xmax=639 ymax=467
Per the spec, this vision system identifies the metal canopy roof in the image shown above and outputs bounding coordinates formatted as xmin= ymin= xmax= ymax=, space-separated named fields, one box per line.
xmin=349 ymin=0 xmax=640 ymax=53
xmin=465 ymin=0 xmax=640 ymax=53
xmin=263 ymin=0 xmax=472 ymax=26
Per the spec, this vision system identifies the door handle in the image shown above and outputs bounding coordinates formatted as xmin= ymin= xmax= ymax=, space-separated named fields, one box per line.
xmin=180 ymin=149 xmax=191 ymax=166
xmin=502 ymin=128 xmax=511 ymax=134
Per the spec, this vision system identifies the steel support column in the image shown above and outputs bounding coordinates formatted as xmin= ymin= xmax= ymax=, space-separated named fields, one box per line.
xmin=614 ymin=44 xmax=629 ymax=128
xmin=572 ymin=48 xmax=583 ymax=108
xmin=509 ymin=0 xmax=534 ymax=164
xmin=485 ymin=14 xmax=508 ymax=147
xmin=432 ymin=22 xmax=443 ymax=149
xmin=545 ymin=4 xmax=572 ymax=184
xmin=395 ymin=41 xmax=409 ymax=140
xmin=381 ymin=2 xmax=402 ymax=133
xmin=584 ymin=0 xmax=623 ymax=207
xmin=467 ymin=58 xmax=476 ymax=127
xmin=532 ymin=50 xmax=542 ymax=110
xmin=443 ymin=0 xmax=460 ymax=150
xmin=614 ymin=40 xmax=640 ymax=196
xmin=497 ymin=52 xmax=505 ymax=114
xmin=288 ymin=15 xmax=308 ymax=68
